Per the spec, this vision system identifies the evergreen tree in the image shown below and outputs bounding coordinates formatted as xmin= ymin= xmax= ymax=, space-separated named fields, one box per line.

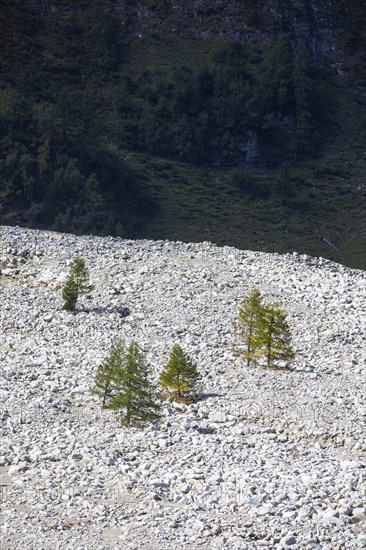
xmin=62 ymin=277 xmax=79 ymax=313
xmin=159 ymin=344 xmax=200 ymax=398
xmin=62 ymin=256 xmax=94 ymax=311
xmin=253 ymin=302 xmax=295 ymax=368
xmin=90 ymin=338 xmax=125 ymax=407
xmin=236 ymin=288 xmax=263 ymax=366
xmin=109 ymin=340 xmax=161 ymax=427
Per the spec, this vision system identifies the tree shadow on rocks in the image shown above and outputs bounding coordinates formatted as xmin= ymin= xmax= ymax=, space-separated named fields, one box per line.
xmin=79 ymin=306 xmax=130 ymax=317
xmin=195 ymin=392 xmax=224 ymax=402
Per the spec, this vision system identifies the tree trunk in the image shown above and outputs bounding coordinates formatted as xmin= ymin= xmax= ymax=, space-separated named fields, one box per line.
xmin=267 ymin=342 xmax=271 ymax=369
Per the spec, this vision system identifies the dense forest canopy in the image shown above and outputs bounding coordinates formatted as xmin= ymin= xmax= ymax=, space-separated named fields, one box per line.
xmin=0 ymin=0 xmax=365 ymax=267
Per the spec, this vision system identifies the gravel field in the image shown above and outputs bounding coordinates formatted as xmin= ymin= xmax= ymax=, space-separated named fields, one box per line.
xmin=0 ymin=225 xmax=365 ymax=549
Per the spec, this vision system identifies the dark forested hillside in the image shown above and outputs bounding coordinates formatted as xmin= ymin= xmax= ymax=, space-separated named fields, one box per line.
xmin=1 ymin=0 xmax=365 ymax=267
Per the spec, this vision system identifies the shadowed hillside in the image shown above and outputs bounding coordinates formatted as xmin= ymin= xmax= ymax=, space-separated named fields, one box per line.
xmin=0 ymin=0 xmax=365 ymax=267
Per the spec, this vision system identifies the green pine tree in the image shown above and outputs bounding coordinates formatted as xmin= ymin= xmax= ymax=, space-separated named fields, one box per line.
xmin=62 ymin=277 xmax=79 ymax=312
xmin=109 ymin=340 xmax=161 ymax=428
xmin=90 ymin=337 xmax=125 ymax=407
xmin=159 ymin=344 xmax=200 ymax=398
xmin=62 ymin=256 xmax=94 ymax=311
xmin=253 ymin=302 xmax=295 ymax=369
xmin=236 ymin=288 xmax=263 ymax=366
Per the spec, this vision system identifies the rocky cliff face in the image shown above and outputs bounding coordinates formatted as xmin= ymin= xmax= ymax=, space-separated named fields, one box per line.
xmin=28 ymin=0 xmax=362 ymax=75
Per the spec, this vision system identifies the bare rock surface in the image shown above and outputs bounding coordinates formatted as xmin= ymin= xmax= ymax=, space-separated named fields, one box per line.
xmin=1 ymin=225 xmax=365 ymax=549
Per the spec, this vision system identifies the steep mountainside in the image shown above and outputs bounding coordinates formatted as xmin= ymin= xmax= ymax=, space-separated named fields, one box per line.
xmin=27 ymin=0 xmax=366 ymax=79
xmin=0 ymin=0 xmax=365 ymax=267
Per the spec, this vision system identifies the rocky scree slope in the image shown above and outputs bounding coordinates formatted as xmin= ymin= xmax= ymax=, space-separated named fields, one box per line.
xmin=0 ymin=225 xmax=365 ymax=549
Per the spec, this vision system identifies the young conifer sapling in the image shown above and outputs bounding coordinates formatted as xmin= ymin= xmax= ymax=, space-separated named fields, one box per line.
xmin=159 ymin=344 xmax=200 ymax=399
xmin=109 ymin=340 xmax=161 ymax=427
xmin=62 ymin=256 xmax=94 ymax=312
xmin=236 ymin=288 xmax=263 ymax=366
xmin=253 ymin=302 xmax=295 ymax=368
xmin=90 ymin=338 xmax=125 ymax=407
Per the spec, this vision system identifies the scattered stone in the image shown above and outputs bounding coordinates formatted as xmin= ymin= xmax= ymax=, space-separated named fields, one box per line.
xmin=0 ymin=224 xmax=365 ymax=549
xmin=280 ymin=534 xmax=297 ymax=547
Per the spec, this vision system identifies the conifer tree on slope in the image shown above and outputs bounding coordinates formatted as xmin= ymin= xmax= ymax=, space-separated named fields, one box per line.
xmin=236 ymin=288 xmax=263 ymax=366
xmin=90 ymin=338 xmax=125 ymax=407
xmin=109 ymin=340 xmax=161 ymax=427
xmin=62 ymin=256 xmax=94 ymax=311
xmin=254 ymin=302 xmax=295 ymax=368
xmin=159 ymin=344 xmax=200 ymax=398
